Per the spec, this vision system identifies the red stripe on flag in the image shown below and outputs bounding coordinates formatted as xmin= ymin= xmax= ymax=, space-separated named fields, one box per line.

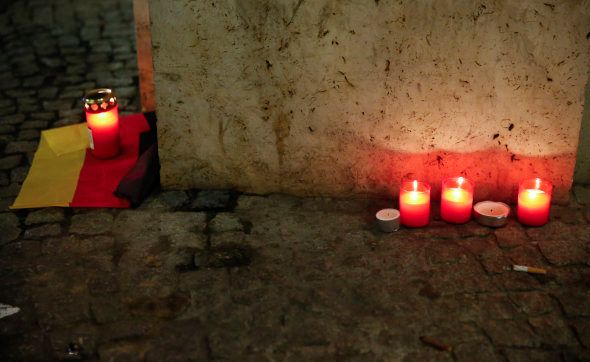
xmin=70 ymin=113 xmax=151 ymax=208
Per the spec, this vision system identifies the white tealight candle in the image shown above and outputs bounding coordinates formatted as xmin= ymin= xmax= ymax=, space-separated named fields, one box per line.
xmin=376 ymin=208 xmax=400 ymax=232
xmin=473 ymin=201 xmax=510 ymax=227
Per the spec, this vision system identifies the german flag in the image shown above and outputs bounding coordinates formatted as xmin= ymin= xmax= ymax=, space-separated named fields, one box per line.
xmin=11 ymin=113 xmax=158 ymax=209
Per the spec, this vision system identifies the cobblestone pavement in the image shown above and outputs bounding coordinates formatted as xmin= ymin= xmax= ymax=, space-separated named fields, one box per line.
xmin=1 ymin=190 xmax=590 ymax=361
xmin=1 ymin=0 xmax=590 ymax=361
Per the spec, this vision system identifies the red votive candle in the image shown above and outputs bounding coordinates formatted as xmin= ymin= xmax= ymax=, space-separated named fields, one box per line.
xmin=441 ymin=177 xmax=474 ymax=224
xmin=84 ymin=88 xmax=120 ymax=159
xmin=399 ymin=180 xmax=431 ymax=228
xmin=517 ymin=178 xmax=552 ymax=226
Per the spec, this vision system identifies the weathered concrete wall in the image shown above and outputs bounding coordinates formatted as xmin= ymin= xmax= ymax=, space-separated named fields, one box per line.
xmin=574 ymin=79 xmax=590 ymax=184
xmin=149 ymin=0 xmax=590 ymax=203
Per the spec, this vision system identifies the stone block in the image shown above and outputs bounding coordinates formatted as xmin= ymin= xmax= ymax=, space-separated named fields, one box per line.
xmin=554 ymin=288 xmax=590 ymax=317
xmin=482 ymin=320 xmax=541 ymax=347
xmin=191 ymin=189 xmax=232 ymax=210
xmin=209 ymin=213 xmax=244 ymax=233
xmin=528 ymin=314 xmax=578 ymax=347
xmin=508 ymin=291 xmax=553 ymax=316
xmin=0 ymin=155 xmax=21 ymax=170
xmin=149 ymin=0 xmax=590 ymax=201
xmin=0 ymin=212 xmax=21 ymax=244
xmin=4 ymin=141 xmax=38 ymax=154
xmin=10 ymin=165 xmax=29 ymax=183
xmin=537 ymin=239 xmax=589 ymax=266
xmin=24 ymin=223 xmax=61 ymax=239
xmin=70 ymin=212 xmax=114 ymax=235
xmin=25 ymin=208 xmax=65 ymax=225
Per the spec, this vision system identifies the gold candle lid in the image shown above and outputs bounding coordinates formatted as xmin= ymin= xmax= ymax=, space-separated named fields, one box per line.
xmin=83 ymin=88 xmax=117 ymax=112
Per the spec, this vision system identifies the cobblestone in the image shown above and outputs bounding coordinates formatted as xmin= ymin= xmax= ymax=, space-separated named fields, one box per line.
xmin=0 ymin=183 xmax=24 ymax=198
xmin=25 ymin=208 xmax=64 ymax=225
xmin=502 ymin=349 xmax=562 ymax=362
xmin=508 ymin=291 xmax=554 ymax=316
xmin=4 ymin=141 xmax=38 ymax=154
xmin=10 ymin=165 xmax=29 ymax=183
xmin=53 ymin=118 xmax=80 ymax=127
xmin=209 ymin=212 xmax=244 ymax=233
xmin=525 ymin=220 xmax=582 ymax=241
xmin=22 ymin=75 xmax=44 ymax=88
xmin=38 ymin=87 xmax=59 ymax=99
xmin=0 ymin=155 xmax=22 ymax=170
xmin=16 ymin=129 xmax=40 ymax=140
xmin=29 ymin=112 xmax=54 ymax=120
xmin=191 ymin=189 xmax=232 ymax=210
xmin=0 ymin=124 xmax=16 ymax=134
xmin=210 ymin=231 xmax=247 ymax=248
xmin=0 ymin=212 xmax=21 ymax=244
xmin=571 ymin=319 xmax=590 ymax=349
xmin=70 ymin=212 xmax=113 ymax=235
xmin=139 ymin=190 xmax=188 ymax=210
xmin=23 ymin=223 xmax=61 ymax=239
xmin=574 ymin=185 xmax=590 ymax=205
xmin=0 ymin=172 xmax=8 ymax=186
xmin=528 ymin=314 xmax=579 ymax=347
xmin=537 ymin=239 xmax=589 ymax=266
xmin=554 ymin=288 xmax=590 ymax=317
xmin=483 ymin=320 xmax=541 ymax=347
xmin=0 ymin=131 xmax=16 ymax=145
xmin=58 ymin=108 xmax=83 ymax=118
xmin=2 ymin=114 xmax=25 ymax=125
xmin=550 ymin=204 xmax=587 ymax=224
xmin=494 ymin=222 xmax=528 ymax=248
xmin=171 ymin=234 xmax=208 ymax=253
xmin=505 ymin=244 xmax=548 ymax=269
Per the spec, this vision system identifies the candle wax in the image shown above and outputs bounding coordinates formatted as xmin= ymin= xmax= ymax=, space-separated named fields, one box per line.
xmin=400 ymin=189 xmax=430 ymax=227
xmin=86 ymin=106 xmax=120 ymax=158
xmin=441 ymin=187 xmax=473 ymax=224
xmin=517 ymin=189 xmax=550 ymax=226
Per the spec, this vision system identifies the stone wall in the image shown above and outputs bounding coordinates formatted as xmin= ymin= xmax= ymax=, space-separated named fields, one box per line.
xmin=149 ymin=0 xmax=590 ymax=203
xmin=574 ymin=80 xmax=590 ymax=184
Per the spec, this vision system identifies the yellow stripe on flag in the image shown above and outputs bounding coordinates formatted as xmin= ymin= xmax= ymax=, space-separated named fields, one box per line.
xmin=11 ymin=124 xmax=89 ymax=209
xmin=43 ymin=123 xmax=89 ymax=156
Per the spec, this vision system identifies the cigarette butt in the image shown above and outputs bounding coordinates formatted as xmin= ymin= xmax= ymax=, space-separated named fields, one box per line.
xmin=526 ymin=267 xmax=547 ymax=274
xmin=419 ymin=336 xmax=453 ymax=352
xmin=512 ymin=265 xmax=547 ymax=275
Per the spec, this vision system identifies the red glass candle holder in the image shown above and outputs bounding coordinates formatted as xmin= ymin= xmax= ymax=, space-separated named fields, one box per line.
xmin=83 ymin=88 xmax=120 ymax=159
xmin=399 ymin=180 xmax=431 ymax=228
xmin=441 ymin=177 xmax=474 ymax=224
xmin=517 ymin=178 xmax=552 ymax=226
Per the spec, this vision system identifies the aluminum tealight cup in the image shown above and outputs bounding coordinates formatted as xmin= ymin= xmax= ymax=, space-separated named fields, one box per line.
xmin=473 ymin=201 xmax=510 ymax=227
xmin=376 ymin=208 xmax=400 ymax=232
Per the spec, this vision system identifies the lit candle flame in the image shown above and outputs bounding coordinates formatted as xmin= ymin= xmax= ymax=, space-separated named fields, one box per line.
xmin=413 ymin=180 xmax=418 ymax=191
xmin=451 ymin=188 xmax=463 ymax=201
xmin=526 ymin=188 xmax=543 ymax=200
xmin=534 ymin=178 xmax=541 ymax=190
